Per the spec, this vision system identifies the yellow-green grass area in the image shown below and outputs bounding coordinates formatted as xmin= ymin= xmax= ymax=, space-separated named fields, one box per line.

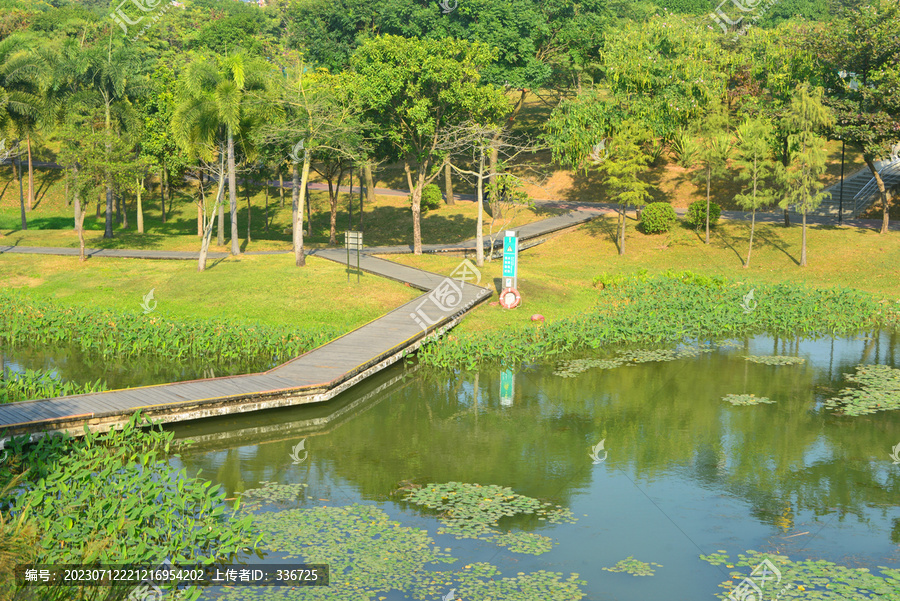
xmin=0 ymin=164 xmax=555 ymax=251
xmin=385 ymin=216 xmax=900 ymax=334
xmin=0 ymin=252 xmax=419 ymax=330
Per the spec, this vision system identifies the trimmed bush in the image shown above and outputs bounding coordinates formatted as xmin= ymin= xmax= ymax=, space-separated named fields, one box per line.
xmin=685 ymin=200 xmax=721 ymax=228
xmin=639 ymin=202 xmax=678 ymax=234
xmin=416 ymin=184 xmax=443 ymax=214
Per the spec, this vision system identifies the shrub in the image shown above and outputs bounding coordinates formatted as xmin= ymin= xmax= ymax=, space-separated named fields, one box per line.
xmin=415 ymin=184 xmax=443 ymax=214
xmin=639 ymin=203 xmax=678 ymax=234
xmin=685 ymin=200 xmax=721 ymax=228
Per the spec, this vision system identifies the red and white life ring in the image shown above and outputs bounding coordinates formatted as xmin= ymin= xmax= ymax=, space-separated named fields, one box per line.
xmin=499 ymin=287 xmax=521 ymax=309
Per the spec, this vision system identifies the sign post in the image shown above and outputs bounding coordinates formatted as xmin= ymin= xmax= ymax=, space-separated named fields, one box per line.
xmin=502 ymin=230 xmax=518 ymax=289
xmin=499 ymin=231 xmax=521 ymax=309
xmin=345 ymin=231 xmax=363 ymax=283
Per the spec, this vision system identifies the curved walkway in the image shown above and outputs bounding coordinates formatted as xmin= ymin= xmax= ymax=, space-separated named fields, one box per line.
xmin=0 ymin=202 xmax=605 ymax=439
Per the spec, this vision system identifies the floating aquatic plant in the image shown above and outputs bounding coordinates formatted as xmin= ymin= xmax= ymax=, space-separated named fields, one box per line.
xmin=220 ymin=493 xmax=587 ymax=601
xmin=700 ymin=550 xmax=900 ymax=600
xmin=822 ymin=364 xmax=900 ymax=416
xmin=237 ymin=480 xmax=310 ymax=510
xmin=617 ymin=347 xmax=710 ymax=363
xmin=553 ymin=358 xmax=623 ymax=377
xmin=722 ymin=393 xmax=775 ymax=406
xmin=402 ymin=482 xmax=576 ymax=555
xmin=602 ymin=557 xmax=662 ymax=577
xmin=745 ymin=355 xmax=806 ymax=365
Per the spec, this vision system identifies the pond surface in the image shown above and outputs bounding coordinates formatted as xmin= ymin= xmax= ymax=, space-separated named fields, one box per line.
xmin=158 ymin=331 xmax=900 ymax=600
xmin=0 ymin=344 xmax=274 ymax=390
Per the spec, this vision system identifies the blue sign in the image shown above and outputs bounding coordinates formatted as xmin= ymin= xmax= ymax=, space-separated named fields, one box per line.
xmin=502 ymin=231 xmax=518 ymax=279
xmin=500 ymin=370 xmax=514 ymax=406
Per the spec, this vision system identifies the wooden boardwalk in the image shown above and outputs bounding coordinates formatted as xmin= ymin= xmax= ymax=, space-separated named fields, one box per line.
xmin=0 ymin=252 xmax=490 ymax=440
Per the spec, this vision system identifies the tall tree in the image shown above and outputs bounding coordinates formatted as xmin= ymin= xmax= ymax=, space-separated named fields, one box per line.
xmin=687 ymin=99 xmax=732 ymax=244
xmin=778 ymin=83 xmax=833 ymax=267
xmin=173 ymin=51 xmax=271 ymax=255
xmin=351 ymin=35 xmax=509 ymax=254
xmin=733 ymin=117 xmax=777 ymax=268
xmin=601 ymin=120 xmax=653 ymax=256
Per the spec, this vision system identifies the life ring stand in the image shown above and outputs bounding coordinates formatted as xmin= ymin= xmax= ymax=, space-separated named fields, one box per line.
xmin=499 ymin=287 xmax=521 ymax=309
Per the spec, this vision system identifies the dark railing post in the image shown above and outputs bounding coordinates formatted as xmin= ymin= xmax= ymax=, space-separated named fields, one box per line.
xmin=839 ymin=138 xmax=845 ymax=224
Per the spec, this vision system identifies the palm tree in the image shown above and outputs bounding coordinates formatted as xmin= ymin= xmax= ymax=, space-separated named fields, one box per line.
xmin=0 ymin=34 xmax=47 ymax=227
xmin=74 ymin=37 xmax=146 ymax=238
xmin=172 ymin=51 xmax=270 ymax=256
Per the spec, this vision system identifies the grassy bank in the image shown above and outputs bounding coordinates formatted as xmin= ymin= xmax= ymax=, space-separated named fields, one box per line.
xmin=0 ymin=253 xmax=417 ymax=329
xmin=414 ymin=271 xmax=900 ymax=369
xmin=387 ymin=217 xmax=900 ymax=334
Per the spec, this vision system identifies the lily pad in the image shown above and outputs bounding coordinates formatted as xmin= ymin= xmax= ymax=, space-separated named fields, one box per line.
xmin=822 ymin=364 xmax=900 ymax=416
xmin=745 ymin=355 xmax=805 ymax=365
xmin=722 ymin=393 xmax=775 ymax=406
xmin=602 ymin=557 xmax=662 ymax=577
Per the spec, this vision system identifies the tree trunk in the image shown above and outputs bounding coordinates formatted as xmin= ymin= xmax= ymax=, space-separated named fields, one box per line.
xmin=245 ymin=177 xmax=252 ymax=245
xmin=115 ymin=189 xmax=122 ymax=224
xmin=264 ymin=177 xmax=269 ymax=233
xmin=278 ymin=167 xmax=285 ymax=209
xmin=618 ymin=206 xmax=625 ymax=255
xmin=407 ymin=160 xmax=426 ymax=255
xmin=782 ymin=137 xmax=791 ymax=226
xmin=199 ymin=151 xmax=226 ymax=272
xmin=65 ymin=166 xmax=70 ymax=206
xmin=292 ymin=155 xmax=309 ymax=267
xmin=306 ymin=181 xmax=311 ymax=236
xmin=705 ymin=165 xmax=711 ymax=244
xmin=217 ymin=186 xmax=225 ymax=246
xmin=137 ymin=175 xmax=144 ymax=234
xmin=864 ymin=155 xmax=890 ymax=234
xmin=364 ymin=162 xmax=376 ymax=205
xmin=197 ymin=171 xmax=203 ymax=236
xmin=73 ymin=182 xmax=81 ymax=231
xmin=444 ymin=161 xmax=455 ymax=205
xmin=227 ymin=125 xmax=239 ymax=255
xmin=800 ymin=210 xmax=807 ymax=266
xmin=26 ymin=134 xmax=33 ymax=211
xmin=348 ymin=168 xmax=353 ymax=230
xmin=121 ymin=192 xmax=128 ymax=229
xmin=475 ymin=152 xmax=485 ymax=266
xmin=15 ymin=155 xmax=26 ymax=230
xmin=104 ymin=182 xmax=113 ymax=239
xmin=159 ymin=169 xmax=167 ymax=224
xmin=745 ymin=209 xmax=755 ymax=268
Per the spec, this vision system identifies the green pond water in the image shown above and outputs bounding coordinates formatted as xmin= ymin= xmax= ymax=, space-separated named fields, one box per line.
xmin=4 ymin=332 xmax=900 ymax=600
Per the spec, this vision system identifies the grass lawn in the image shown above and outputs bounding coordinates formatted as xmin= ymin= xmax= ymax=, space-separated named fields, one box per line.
xmin=385 ymin=215 xmax=900 ymax=334
xmin=0 ymin=252 xmax=419 ymax=330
